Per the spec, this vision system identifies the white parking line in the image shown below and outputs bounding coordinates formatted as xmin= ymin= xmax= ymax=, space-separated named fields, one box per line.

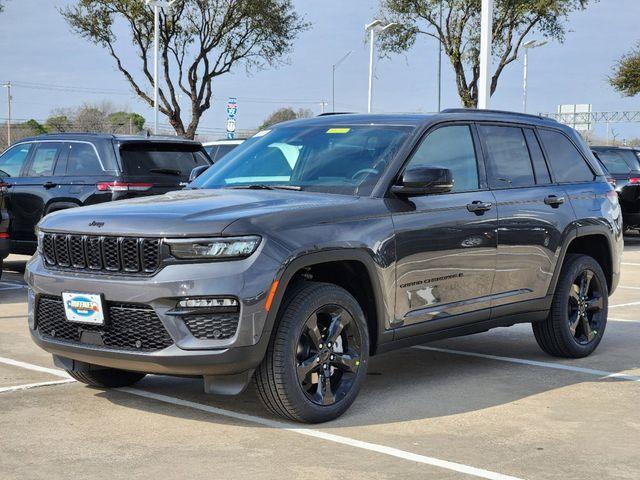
xmin=414 ymin=346 xmax=640 ymax=382
xmin=0 ymin=379 xmax=76 ymax=394
xmin=622 ymin=262 xmax=640 ymax=266
xmin=0 ymin=356 xmax=70 ymax=378
xmin=609 ymin=300 xmax=640 ymax=309
xmin=0 ymin=355 xmax=523 ymax=480
xmin=609 ymin=317 xmax=640 ymax=323
xmin=618 ymin=285 xmax=640 ymax=290
xmin=122 ymin=387 xmax=523 ymax=480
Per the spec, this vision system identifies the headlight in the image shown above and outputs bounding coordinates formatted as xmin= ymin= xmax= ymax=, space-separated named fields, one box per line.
xmin=166 ymin=236 xmax=261 ymax=260
xmin=36 ymin=229 xmax=44 ymax=254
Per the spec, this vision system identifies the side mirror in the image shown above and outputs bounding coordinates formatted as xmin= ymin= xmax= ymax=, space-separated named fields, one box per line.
xmin=391 ymin=166 xmax=453 ymax=196
xmin=189 ymin=165 xmax=210 ymax=182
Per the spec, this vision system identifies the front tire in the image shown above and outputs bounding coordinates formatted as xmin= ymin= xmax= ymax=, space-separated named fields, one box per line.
xmin=533 ymin=254 xmax=608 ymax=358
xmin=255 ymin=282 xmax=369 ymax=423
xmin=66 ymin=367 xmax=146 ymax=388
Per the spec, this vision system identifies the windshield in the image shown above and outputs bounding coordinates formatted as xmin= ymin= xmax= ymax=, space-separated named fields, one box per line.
xmin=191 ymin=125 xmax=413 ymax=195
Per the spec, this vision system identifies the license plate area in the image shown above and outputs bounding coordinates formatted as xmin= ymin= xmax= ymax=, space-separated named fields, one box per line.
xmin=62 ymin=292 xmax=106 ymax=325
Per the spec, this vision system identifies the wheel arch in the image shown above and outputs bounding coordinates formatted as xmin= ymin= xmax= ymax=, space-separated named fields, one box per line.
xmin=266 ymin=250 xmax=389 ymax=356
xmin=548 ymin=230 xmax=614 ymax=295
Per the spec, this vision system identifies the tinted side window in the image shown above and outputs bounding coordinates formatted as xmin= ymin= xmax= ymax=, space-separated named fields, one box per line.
xmin=0 ymin=143 xmax=33 ymax=177
xmin=26 ymin=143 xmax=62 ymax=177
xmin=523 ymin=129 xmax=551 ymax=184
xmin=479 ymin=125 xmax=535 ymax=188
xmin=407 ymin=125 xmax=478 ymax=192
xmin=539 ymin=130 xmax=594 ymax=183
xmin=66 ymin=143 xmax=104 ymax=176
xmin=595 ymin=149 xmax=635 ymax=174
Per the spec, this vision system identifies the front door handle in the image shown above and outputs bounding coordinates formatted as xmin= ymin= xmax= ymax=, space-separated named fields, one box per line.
xmin=466 ymin=201 xmax=493 ymax=214
xmin=43 ymin=181 xmax=58 ymax=190
xmin=544 ymin=195 xmax=565 ymax=208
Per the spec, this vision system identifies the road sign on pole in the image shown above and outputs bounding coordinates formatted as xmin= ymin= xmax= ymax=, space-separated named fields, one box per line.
xmin=226 ymin=97 xmax=238 ymax=139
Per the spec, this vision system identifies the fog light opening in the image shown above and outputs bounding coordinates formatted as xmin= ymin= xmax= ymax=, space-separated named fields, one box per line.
xmin=177 ymin=297 xmax=239 ymax=309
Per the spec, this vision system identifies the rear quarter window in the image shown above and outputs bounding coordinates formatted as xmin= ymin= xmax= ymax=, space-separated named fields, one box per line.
xmin=538 ymin=129 xmax=594 ymax=183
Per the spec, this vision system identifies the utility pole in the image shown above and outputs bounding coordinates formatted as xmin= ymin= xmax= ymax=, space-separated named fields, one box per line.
xmin=145 ymin=0 xmax=175 ymax=135
xmin=2 ymin=82 xmax=11 ymax=146
xmin=437 ymin=0 xmax=443 ymax=112
xmin=478 ymin=0 xmax=493 ymax=109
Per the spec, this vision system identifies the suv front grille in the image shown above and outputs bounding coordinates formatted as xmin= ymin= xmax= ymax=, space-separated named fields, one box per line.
xmin=36 ymin=296 xmax=173 ymax=352
xmin=42 ymin=233 xmax=161 ymax=275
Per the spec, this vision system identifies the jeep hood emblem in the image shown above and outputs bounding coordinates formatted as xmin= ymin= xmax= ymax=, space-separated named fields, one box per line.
xmin=88 ymin=221 xmax=105 ymax=228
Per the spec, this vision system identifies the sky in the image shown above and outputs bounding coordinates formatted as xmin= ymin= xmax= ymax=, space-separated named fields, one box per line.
xmin=0 ymin=0 xmax=638 ymax=140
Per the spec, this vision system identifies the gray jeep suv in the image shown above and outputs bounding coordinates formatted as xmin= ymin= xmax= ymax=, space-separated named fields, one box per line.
xmin=26 ymin=111 xmax=623 ymax=423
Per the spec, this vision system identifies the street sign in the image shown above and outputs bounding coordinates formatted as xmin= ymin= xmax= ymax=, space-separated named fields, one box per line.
xmin=226 ymin=97 xmax=238 ymax=139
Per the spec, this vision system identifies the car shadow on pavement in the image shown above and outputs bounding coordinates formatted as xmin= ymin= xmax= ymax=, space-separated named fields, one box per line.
xmin=96 ymin=334 xmax=637 ymax=429
xmin=0 ymin=259 xmax=28 ymax=305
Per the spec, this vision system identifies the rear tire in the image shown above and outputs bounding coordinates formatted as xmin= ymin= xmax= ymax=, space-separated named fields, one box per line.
xmin=533 ymin=254 xmax=608 ymax=358
xmin=66 ymin=367 xmax=146 ymax=388
xmin=255 ymin=282 xmax=369 ymax=423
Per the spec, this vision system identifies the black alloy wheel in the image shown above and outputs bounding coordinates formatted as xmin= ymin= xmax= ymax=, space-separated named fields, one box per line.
xmin=567 ymin=269 xmax=605 ymax=345
xmin=295 ymin=304 xmax=363 ymax=406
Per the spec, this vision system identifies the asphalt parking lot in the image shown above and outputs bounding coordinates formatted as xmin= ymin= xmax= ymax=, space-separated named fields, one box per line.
xmin=1 ymin=239 xmax=639 ymax=480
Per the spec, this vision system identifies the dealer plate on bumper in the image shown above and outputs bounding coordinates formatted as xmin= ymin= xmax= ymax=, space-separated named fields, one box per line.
xmin=62 ymin=292 xmax=105 ymax=325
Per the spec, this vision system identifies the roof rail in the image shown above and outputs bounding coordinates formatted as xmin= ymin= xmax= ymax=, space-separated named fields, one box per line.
xmin=317 ymin=112 xmax=356 ymax=116
xmin=441 ymin=108 xmax=557 ymax=122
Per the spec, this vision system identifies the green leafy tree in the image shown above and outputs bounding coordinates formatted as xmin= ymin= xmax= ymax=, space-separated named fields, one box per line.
xmin=61 ymin=0 xmax=308 ymax=139
xmin=259 ymin=107 xmax=313 ymax=130
xmin=610 ymin=44 xmax=640 ymax=97
xmin=45 ymin=114 xmax=73 ymax=133
xmin=378 ymin=0 xmax=592 ymax=107
xmin=24 ymin=119 xmax=47 ymax=135
xmin=108 ymin=111 xmax=146 ymax=133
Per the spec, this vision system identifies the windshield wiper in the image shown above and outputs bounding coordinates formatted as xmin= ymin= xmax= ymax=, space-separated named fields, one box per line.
xmin=227 ymin=184 xmax=302 ymax=191
xmin=149 ymin=168 xmax=182 ymax=176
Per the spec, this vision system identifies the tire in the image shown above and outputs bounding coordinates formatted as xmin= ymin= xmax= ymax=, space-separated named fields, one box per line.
xmin=66 ymin=367 xmax=146 ymax=388
xmin=533 ymin=254 xmax=608 ymax=358
xmin=255 ymin=281 xmax=370 ymax=423
xmin=0 ymin=259 xmax=3 ymax=280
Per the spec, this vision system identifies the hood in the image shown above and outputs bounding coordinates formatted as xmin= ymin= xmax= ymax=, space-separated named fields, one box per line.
xmin=39 ymin=188 xmax=360 ymax=237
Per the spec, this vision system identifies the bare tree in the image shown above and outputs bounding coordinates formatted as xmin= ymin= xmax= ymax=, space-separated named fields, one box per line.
xmin=61 ymin=0 xmax=308 ymax=138
xmin=378 ymin=0 xmax=591 ymax=108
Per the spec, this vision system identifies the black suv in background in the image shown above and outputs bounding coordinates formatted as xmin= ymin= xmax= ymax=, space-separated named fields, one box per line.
xmin=0 ymin=134 xmax=211 ymax=256
xmin=0 ymin=179 xmax=8 ymax=277
xmin=591 ymin=146 xmax=640 ymax=230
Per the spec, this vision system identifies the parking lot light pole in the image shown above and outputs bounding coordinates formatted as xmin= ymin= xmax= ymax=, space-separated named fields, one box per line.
xmin=522 ymin=39 xmax=547 ymax=113
xmin=332 ymin=51 xmax=352 ymax=112
xmin=2 ymin=81 xmax=11 ymax=146
xmin=365 ymin=20 xmax=397 ymax=113
xmin=478 ymin=0 xmax=493 ymax=109
xmin=145 ymin=0 xmax=175 ymax=135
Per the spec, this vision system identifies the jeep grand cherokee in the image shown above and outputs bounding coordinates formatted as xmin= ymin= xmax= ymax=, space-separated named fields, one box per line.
xmin=26 ymin=110 xmax=622 ymax=423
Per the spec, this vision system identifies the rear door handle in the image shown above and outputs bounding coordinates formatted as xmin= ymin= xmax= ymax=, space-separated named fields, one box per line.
xmin=466 ymin=201 xmax=493 ymax=214
xmin=544 ymin=195 xmax=565 ymax=207
xmin=43 ymin=181 xmax=58 ymax=190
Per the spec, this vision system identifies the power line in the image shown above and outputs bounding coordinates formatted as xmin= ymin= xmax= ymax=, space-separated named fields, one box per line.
xmin=3 ymin=80 xmax=325 ymax=105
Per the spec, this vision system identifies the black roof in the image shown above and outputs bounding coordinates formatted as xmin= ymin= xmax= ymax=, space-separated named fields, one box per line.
xmin=16 ymin=132 xmax=201 ymax=145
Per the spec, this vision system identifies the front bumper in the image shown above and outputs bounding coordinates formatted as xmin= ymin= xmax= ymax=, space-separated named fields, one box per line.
xmin=25 ymin=250 xmax=280 ymax=376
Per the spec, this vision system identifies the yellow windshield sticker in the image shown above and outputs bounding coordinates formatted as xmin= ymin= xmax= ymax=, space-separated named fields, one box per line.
xmin=326 ymin=128 xmax=351 ymax=134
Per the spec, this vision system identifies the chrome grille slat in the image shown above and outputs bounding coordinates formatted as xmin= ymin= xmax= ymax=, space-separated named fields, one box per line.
xmin=41 ymin=233 xmax=161 ymax=275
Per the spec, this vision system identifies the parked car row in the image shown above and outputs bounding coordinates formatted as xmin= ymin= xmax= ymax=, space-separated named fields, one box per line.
xmin=0 ymin=133 xmax=245 ymax=278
